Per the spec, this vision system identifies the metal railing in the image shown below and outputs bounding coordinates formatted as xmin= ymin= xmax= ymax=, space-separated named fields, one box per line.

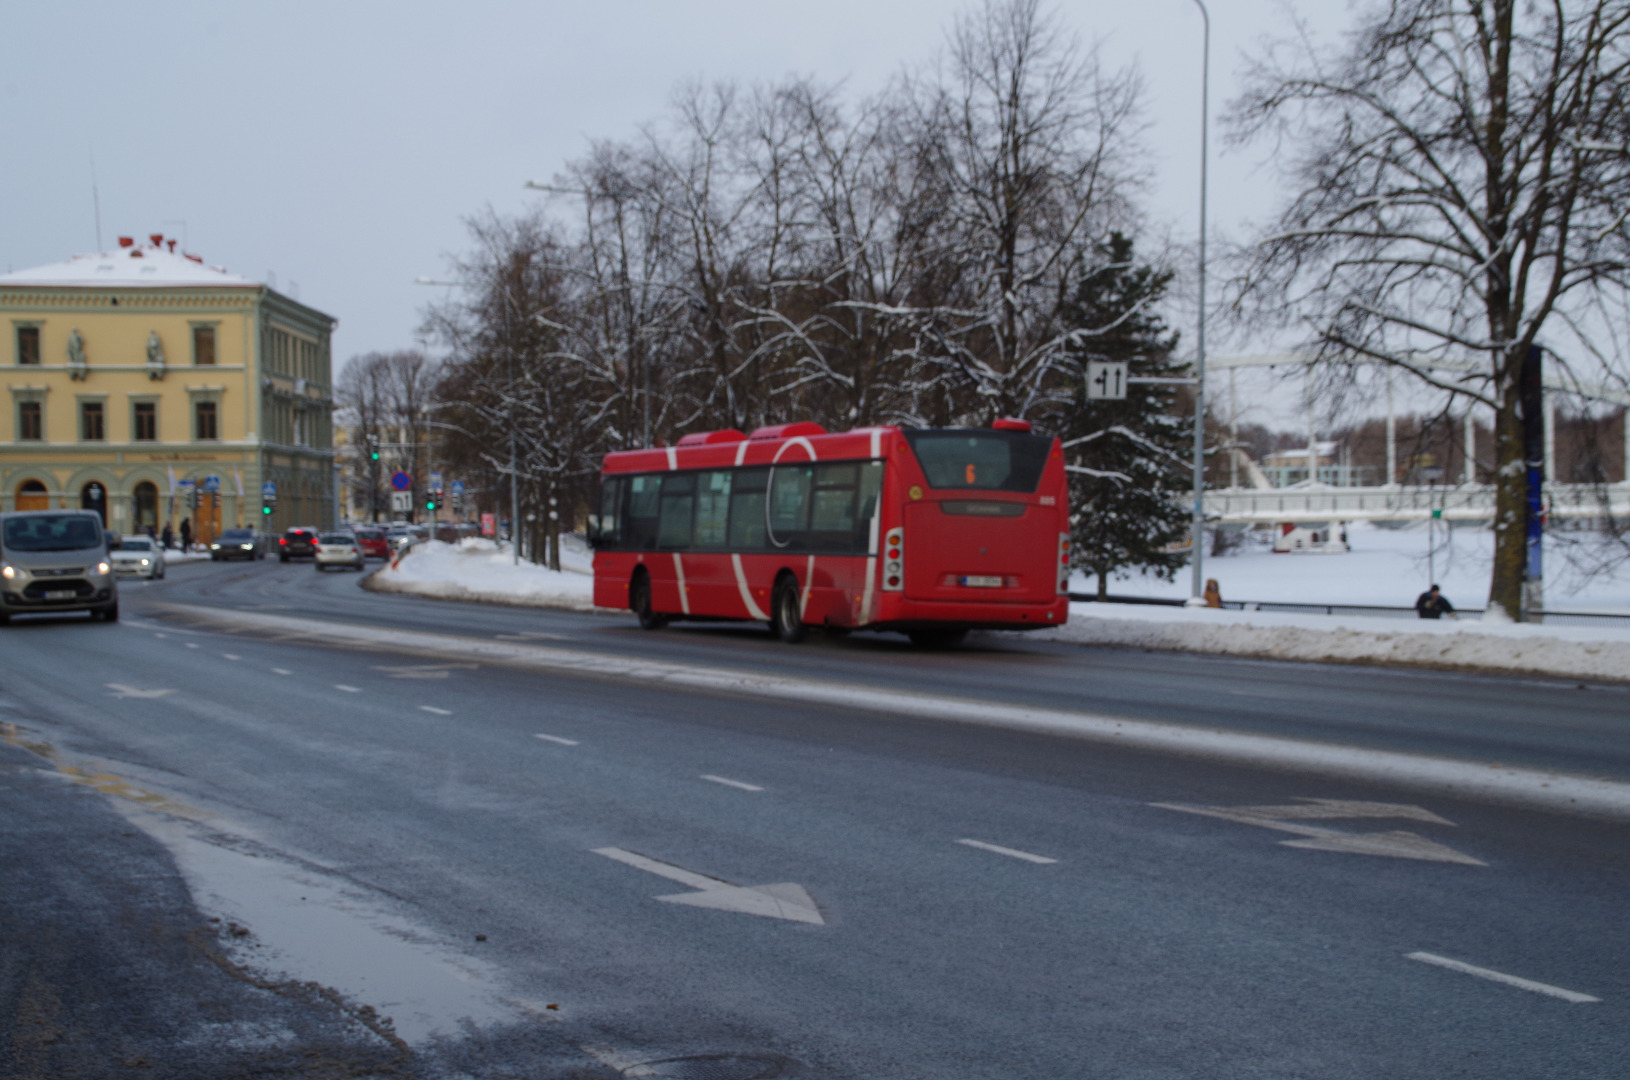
xmin=1203 ymin=482 xmax=1630 ymax=524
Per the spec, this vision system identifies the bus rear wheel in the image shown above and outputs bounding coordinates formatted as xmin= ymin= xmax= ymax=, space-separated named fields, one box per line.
xmin=771 ymin=576 xmax=807 ymax=643
xmin=631 ymin=573 xmax=667 ymax=630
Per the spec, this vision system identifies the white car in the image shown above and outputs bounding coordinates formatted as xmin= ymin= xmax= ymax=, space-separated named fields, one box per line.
xmin=110 ymin=535 xmax=166 ymax=580
xmin=314 ymin=531 xmax=365 ymax=572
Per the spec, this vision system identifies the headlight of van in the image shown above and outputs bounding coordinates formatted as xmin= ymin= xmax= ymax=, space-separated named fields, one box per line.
xmin=0 ymin=563 xmax=14 ymax=580
xmin=96 ymin=561 xmax=112 ymax=576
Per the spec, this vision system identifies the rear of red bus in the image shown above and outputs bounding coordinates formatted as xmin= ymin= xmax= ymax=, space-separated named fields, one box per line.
xmin=868 ymin=423 xmax=1069 ymax=634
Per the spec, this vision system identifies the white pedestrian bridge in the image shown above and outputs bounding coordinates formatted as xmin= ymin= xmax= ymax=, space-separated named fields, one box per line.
xmin=1205 ymin=482 xmax=1630 ymax=524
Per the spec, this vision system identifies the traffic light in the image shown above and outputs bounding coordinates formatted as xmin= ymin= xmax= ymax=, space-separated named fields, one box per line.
xmin=262 ymin=505 xmax=273 ymax=516
xmin=425 ymin=498 xmax=438 ymax=512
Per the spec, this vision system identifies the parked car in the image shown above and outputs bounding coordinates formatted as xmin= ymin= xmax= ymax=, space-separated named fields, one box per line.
xmin=210 ymin=528 xmax=266 ymax=561
xmin=351 ymin=526 xmax=389 ymax=560
xmin=0 ymin=510 xmax=119 ymax=623
xmin=385 ymin=527 xmax=414 ymax=554
xmin=111 ymin=535 xmax=166 ymax=580
xmin=279 ymin=526 xmax=321 ymax=562
xmin=314 ymin=531 xmax=365 ymax=572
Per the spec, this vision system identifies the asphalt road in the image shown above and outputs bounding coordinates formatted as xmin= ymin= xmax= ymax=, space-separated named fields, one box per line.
xmin=1 ymin=555 xmax=1625 ymax=1079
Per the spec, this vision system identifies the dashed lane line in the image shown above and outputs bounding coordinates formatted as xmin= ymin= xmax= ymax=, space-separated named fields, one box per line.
xmin=956 ymin=838 xmax=1058 ymax=864
xmin=420 ymin=706 xmax=452 ymax=716
xmin=534 ymin=734 xmax=580 ymax=746
xmin=272 ymin=668 xmax=292 ymax=675
xmin=1406 ymin=952 xmax=1600 ymax=1003
xmin=222 ymin=654 xmax=241 ymax=661
xmin=701 ymin=774 xmax=765 ymax=792
xmin=155 ymin=603 xmax=1630 ymax=821
xmin=335 ymin=685 xmax=361 ymax=693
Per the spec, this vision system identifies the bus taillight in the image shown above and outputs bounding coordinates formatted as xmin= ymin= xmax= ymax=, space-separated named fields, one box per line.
xmin=883 ymin=527 xmax=904 ymax=591
xmin=1058 ymin=533 xmax=1070 ymax=594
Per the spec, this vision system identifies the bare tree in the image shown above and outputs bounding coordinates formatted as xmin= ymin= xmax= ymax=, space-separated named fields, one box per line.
xmin=1231 ymin=0 xmax=1630 ymax=618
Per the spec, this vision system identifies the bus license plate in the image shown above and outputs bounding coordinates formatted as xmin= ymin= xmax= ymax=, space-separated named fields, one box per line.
xmin=45 ymin=589 xmax=76 ymax=600
xmin=959 ymin=575 xmax=1003 ymax=588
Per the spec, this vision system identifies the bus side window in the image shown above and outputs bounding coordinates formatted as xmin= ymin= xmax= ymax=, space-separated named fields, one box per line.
xmin=657 ymin=473 xmax=695 ymax=549
xmin=728 ymin=468 xmax=768 ymax=549
xmin=594 ymin=477 xmax=622 ymax=547
xmin=768 ymin=465 xmax=812 ymax=543
xmin=694 ymin=471 xmax=732 ymax=548
xmin=857 ymin=461 xmax=884 ymax=549
xmin=624 ymin=474 xmax=661 ymax=550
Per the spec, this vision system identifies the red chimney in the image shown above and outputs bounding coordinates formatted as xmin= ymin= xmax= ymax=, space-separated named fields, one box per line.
xmin=167 ymin=240 xmax=176 ymax=252
xmin=118 ymin=236 xmax=134 ymax=248
xmin=150 ymin=233 xmax=163 ymax=247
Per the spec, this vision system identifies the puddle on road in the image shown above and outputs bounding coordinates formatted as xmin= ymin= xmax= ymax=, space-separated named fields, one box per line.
xmin=126 ymin=809 xmax=514 ymax=1045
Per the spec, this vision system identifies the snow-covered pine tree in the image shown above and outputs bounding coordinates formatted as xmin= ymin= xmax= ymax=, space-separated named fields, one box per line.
xmin=1056 ymin=233 xmax=1193 ymax=599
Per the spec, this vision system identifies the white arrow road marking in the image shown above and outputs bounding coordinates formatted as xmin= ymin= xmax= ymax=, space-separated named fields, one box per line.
xmin=1153 ymin=798 xmax=1486 ymax=866
xmin=701 ymin=774 xmax=764 ymax=792
xmin=1406 ymin=952 xmax=1600 ymax=1003
xmin=957 ymin=838 xmax=1058 ymax=864
xmin=592 ymin=847 xmax=824 ymax=925
xmin=105 ymin=684 xmax=176 ymax=699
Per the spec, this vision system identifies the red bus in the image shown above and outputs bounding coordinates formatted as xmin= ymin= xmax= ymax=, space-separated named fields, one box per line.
xmin=589 ymin=420 xmax=1070 ymax=645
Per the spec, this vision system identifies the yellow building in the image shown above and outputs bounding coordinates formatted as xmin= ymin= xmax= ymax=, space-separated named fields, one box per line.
xmin=0 ymin=234 xmax=337 ymax=540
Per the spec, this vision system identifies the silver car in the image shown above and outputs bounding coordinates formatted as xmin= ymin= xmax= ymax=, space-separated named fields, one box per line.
xmin=0 ymin=510 xmax=119 ymax=623
xmin=314 ymin=531 xmax=365 ymax=572
xmin=111 ymin=535 xmax=166 ymax=580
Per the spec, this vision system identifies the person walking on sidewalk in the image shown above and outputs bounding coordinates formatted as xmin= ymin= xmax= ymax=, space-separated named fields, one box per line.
xmin=1415 ymin=584 xmax=1456 ymax=619
xmin=179 ymin=518 xmax=192 ymax=552
xmin=161 ymin=522 xmax=173 ymax=551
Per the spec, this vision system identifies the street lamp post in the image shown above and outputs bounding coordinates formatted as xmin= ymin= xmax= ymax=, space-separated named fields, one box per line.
xmin=1187 ymin=0 xmax=1211 ymax=605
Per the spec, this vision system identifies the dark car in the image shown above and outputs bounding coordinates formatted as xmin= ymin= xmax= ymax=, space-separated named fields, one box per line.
xmin=278 ymin=526 xmax=320 ymax=562
xmin=210 ymin=528 xmax=266 ymax=561
xmin=351 ymin=526 xmax=389 ymax=560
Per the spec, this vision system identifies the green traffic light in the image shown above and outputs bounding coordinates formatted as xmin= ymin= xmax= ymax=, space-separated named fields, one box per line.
xmin=262 ymin=506 xmax=272 ymax=515
xmin=371 ymin=452 xmax=380 ymax=461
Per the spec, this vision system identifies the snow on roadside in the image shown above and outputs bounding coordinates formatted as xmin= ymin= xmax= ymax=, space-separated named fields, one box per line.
xmin=368 ymin=534 xmax=1630 ymax=682
xmin=1031 ymin=601 xmax=1630 ymax=683
xmin=366 ymin=537 xmax=600 ymax=611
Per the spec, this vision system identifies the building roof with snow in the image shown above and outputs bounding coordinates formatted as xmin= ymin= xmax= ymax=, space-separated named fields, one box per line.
xmin=0 ymin=235 xmax=256 ymax=289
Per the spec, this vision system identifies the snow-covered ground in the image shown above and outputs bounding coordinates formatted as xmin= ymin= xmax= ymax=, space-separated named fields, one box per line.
xmin=364 ymin=529 xmax=1630 ymax=681
xmin=1084 ymin=520 xmax=1630 ymax=614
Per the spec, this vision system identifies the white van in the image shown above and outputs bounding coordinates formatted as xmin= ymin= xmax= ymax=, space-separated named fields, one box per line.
xmin=0 ymin=510 xmax=119 ymax=623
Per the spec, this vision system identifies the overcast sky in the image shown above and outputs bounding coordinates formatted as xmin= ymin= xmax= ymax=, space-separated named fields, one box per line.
xmin=2 ymin=0 xmax=1357 ymax=427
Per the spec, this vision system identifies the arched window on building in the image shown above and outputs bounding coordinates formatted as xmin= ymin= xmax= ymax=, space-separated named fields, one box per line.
xmin=15 ymin=480 xmax=49 ymax=512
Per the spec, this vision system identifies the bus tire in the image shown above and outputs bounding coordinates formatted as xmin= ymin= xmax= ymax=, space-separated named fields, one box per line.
xmin=908 ymin=628 xmax=966 ymax=649
xmin=771 ymin=575 xmax=807 ymax=643
xmin=631 ymin=572 xmax=667 ymax=630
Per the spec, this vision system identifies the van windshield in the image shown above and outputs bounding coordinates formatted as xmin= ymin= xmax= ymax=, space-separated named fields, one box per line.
xmin=902 ymin=429 xmax=1052 ymax=493
xmin=4 ymin=514 xmax=104 ymax=552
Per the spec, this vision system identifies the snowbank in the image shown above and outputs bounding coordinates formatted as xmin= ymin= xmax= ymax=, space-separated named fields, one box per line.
xmin=366 ymin=537 xmax=599 ymax=611
xmin=1032 ymin=602 xmax=1630 ymax=683
xmin=366 ymin=532 xmax=1630 ymax=683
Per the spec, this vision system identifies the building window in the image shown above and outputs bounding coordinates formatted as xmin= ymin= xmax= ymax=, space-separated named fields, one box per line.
xmin=17 ymin=326 xmax=40 ymax=365
xmin=133 ymin=401 xmax=157 ymax=441
xmin=81 ymin=401 xmax=105 ymax=441
xmin=18 ymin=401 xmax=42 ymax=441
xmin=193 ymin=325 xmax=216 ymax=366
xmin=195 ymin=400 xmax=218 ymax=440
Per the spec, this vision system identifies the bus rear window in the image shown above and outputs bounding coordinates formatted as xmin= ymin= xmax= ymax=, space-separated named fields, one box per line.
xmin=903 ymin=430 xmax=1051 ymax=493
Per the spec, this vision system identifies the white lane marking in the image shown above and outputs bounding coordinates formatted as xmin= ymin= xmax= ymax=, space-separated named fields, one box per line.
xmin=161 ymin=604 xmax=1630 ymax=821
xmin=334 ymin=684 xmax=361 ymax=693
xmin=495 ymin=631 xmax=571 ymax=641
xmin=956 ymin=838 xmax=1058 ymax=864
xmin=153 ymin=633 xmax=168 ymax=639
xmin=419 ymin=706 xmax=452 ymax=716
xmin=731 ymin=554 xmax=768 ymax=620
xmin=1406 ymin=952 xmax=1600 ymax=1003
xmin=673 ymin=553 xmax=691 ymax=615
xmin=591 ymin=847 xmax=824 ymax=924
xmin=272 ymin=668 xmax=292 ymax=675
xmin=105 ymin=684 xmax=176 ymax=699
xmin=222 ymin=653 xmax=242 ymax=661
xmin=534 ymin=734 xmax=579 ymax=746
xmin=701 ymin=774 xmax=764 ymax=792
xmin=185 ymin=642 xmax=199 ymax=649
